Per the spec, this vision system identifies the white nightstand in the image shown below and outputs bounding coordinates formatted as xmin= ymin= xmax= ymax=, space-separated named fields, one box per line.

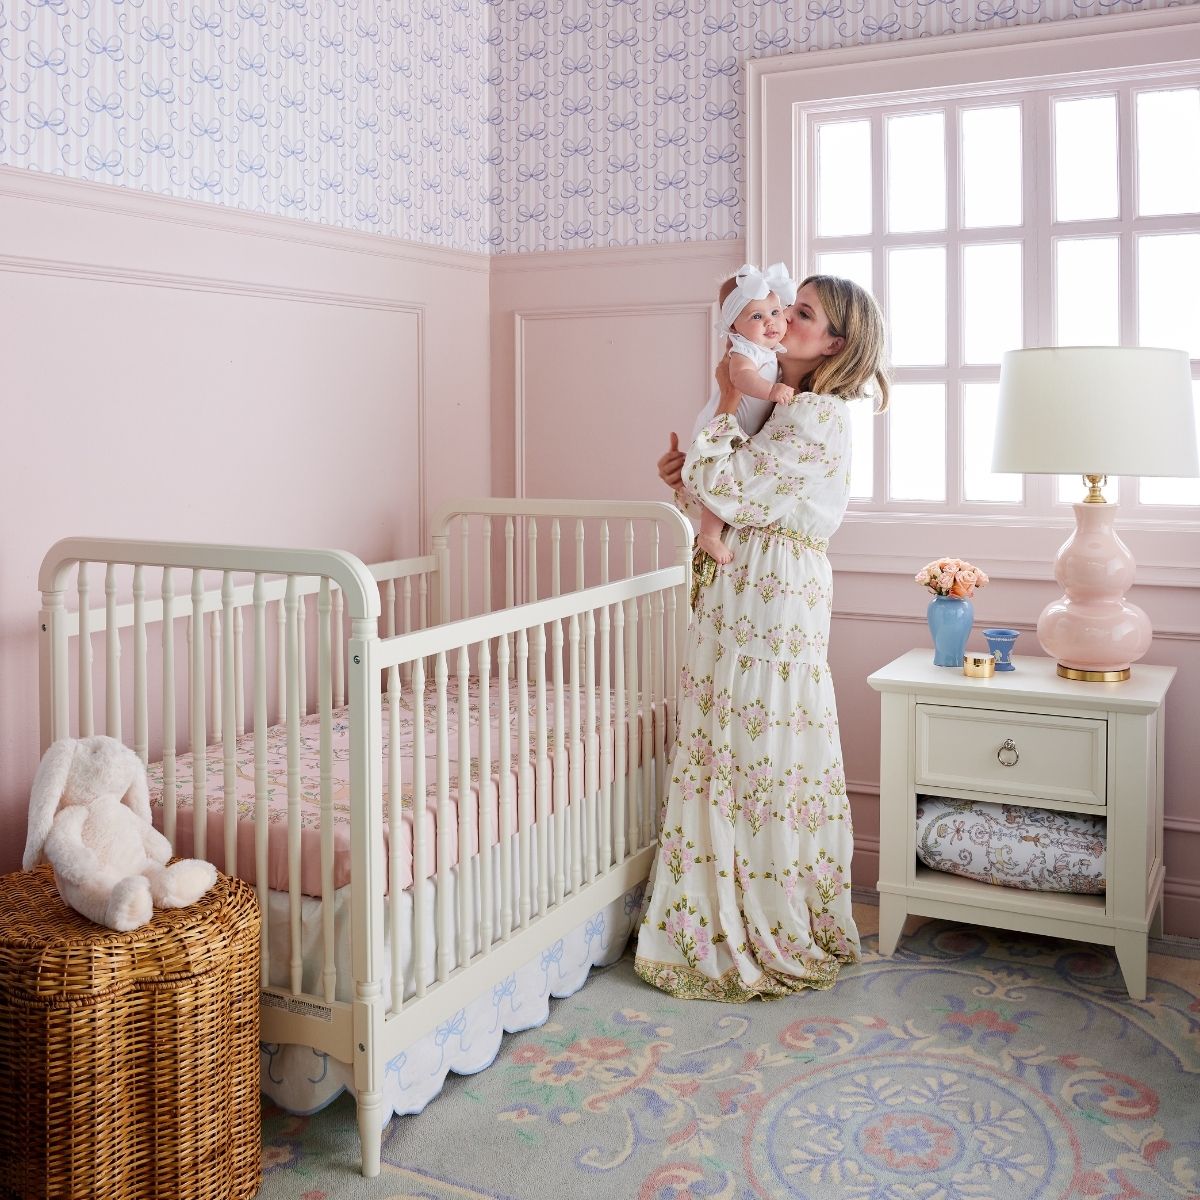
xmin=866 ymin=650 xmax=1175 ymax=999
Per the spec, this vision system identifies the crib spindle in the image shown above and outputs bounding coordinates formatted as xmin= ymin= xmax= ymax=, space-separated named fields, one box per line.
xmin=551 ymin=519 xmax=561 ymax=599
xmin=516 ymin=626 xmax=532 ymax=929
xmin=161 ymin=568 xmax=177 ymax=846
xmin=478 ymin=638 xmax=494 ymax=952
xmin=276 ymin=598 xmax=287 ymax=726
xmin=435 ymin=652 xmax=452 ymax=982
xmin=551 ymin=617 xmax=567 ymax=905
xmin=640 ymin=595 xmax=653 ymax=850
xmin=504 ymin=518 xmax=515 ymax=678
xmin=285 ymin=574 xmax=303 ymax=995
xmin=460 ymin=514 xmax=470 ymax=622
xmin=105 ymin=563 xmax=120 ymax=741
xmin=222 ymin=572 xmax=237 ymax=875
xmin=387 ymin=660 xmax=403 ymax=1012
xmin=319 ymin=579 xmax=337 ymax=1004
xmin=412 ymin=656 xmax=429 ymax=998
xmin=625 ymin=519 xmax=636 ymax=582
xmin=583 ymin=606 xmax=598 ymax=883
xmin=78 ymin=566 xmax=92 ymax=738
xmin=568 ymin=612 xmax=583 ymax=894
xmin=133 ymin=565 xmax=147 ymax=764
xmin=297 ymin=594 xmax=307 ymax=718
xmin=533 ymin=622 xmax=549 ymax=917
xmin=627 ymin=597 xmax=641 ymax=853
xmin=253 ymin=572 xmax=270 ymax=987
xmin=575 ymin=519 xmax=585 ymax=593
xmin=482 ymin=520 xmax=493 ymax=616
xmin=612 ymin=600 xmax=627 ymax=866
xmin=526 ymin=518 xmax=538 ymax=605
xmin=190 ymin=569 xmax=207 ymax=861
xmin=497 ymin=632 xmax=513 ymax=941
xmin=333 ymin=586 xmax=345 ymax=710
xmin=651 ymin=587 xmax=666 ymax=843
xmin=386 ymin=579 xmax=396 ymax=639
xmin=235 ymin=607 xmax=245 ymax=737
xmin=456 ymin=643 xmax=472 ymax=969
xmin=598 ymin=598 xmax=612 ymax=873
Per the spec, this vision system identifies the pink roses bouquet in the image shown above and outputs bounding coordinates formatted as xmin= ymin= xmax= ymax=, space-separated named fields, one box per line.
xmin=915 ymin=558 xmax=989 ymax=599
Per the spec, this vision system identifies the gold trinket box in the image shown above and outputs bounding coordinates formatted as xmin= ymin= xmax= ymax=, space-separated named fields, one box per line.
xmin=963 ymin=652 xmax=997 ymax=678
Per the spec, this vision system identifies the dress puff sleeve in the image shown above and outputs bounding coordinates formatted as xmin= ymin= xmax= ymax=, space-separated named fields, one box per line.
xmin=682 ymin=395 xmax=850 ymax=530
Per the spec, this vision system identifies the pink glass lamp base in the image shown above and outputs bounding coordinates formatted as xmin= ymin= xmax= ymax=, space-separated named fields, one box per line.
xmin=1037 ymin=502 xmax=1151 ymax=682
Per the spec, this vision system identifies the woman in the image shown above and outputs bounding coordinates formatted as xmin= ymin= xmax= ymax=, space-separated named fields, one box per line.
xmin=635 ymin=274 xmax=889 ymax=1001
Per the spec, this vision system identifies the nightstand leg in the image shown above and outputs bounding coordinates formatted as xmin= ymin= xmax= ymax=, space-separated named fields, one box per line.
xmin=1149 ymin=900 xmax=1164 ymax=941
xmin=876 ymin=897 xmax=906 ymax=956
xmin=1114 ymin=930 xmax=1148 ymax=1001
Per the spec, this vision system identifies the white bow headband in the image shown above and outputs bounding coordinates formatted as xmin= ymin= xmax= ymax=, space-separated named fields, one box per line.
xmin=718 ymin=261 xmax=798 ymax=336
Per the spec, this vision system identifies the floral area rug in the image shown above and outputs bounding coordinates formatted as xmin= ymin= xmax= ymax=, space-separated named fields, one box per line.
xmin=257 ymin=906 xmax=1200 ymax=1200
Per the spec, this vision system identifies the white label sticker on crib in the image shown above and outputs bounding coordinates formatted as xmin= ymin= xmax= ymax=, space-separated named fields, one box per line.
xmin=262 ymin=991 xmax=333 ymax=1022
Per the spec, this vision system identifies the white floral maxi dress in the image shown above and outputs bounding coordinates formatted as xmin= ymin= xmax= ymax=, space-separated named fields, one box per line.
xmin=634 ymin=396 xmax=861 ymax=1001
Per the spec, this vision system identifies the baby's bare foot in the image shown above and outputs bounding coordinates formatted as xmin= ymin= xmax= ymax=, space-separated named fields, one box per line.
xmin=697 ymin=532 xmax=734 ymax=565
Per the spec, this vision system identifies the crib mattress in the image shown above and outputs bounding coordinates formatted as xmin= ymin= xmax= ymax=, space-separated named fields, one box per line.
xmin=147 ymin=678 xmax=653 ymax=897
xmin=915 ymin=796 xmax=1106 ymax=894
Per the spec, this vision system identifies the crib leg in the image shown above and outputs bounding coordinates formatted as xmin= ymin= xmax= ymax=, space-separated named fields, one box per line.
xmin=357 ymin=1090 xmax=384 ymax=1177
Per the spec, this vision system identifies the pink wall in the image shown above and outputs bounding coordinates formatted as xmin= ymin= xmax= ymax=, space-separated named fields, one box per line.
xmin=0 ymin=166 xmax=492 ymax=873
xmin=492 ymin=240 xmax=1200 ymax=939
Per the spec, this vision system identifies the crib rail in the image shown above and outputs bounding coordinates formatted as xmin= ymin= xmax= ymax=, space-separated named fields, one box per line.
xmin=431 ymin=498 xmax=694 ymax=623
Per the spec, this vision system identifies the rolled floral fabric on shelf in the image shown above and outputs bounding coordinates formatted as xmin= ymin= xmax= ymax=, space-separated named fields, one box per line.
xmin=915 ymin=797 xmax=1106 ymax=895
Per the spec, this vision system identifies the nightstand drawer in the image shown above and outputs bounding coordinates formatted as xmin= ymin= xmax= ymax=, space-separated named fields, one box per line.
xmin=915 ymin=704 xmax=1107 ymax=807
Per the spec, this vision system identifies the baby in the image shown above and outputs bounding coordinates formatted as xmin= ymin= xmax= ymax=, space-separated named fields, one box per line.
xmin=691 ymin=262 xmax=797 ymax=565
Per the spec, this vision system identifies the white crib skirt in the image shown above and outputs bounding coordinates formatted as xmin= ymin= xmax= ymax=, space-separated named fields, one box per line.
xmin=259 ymin=843 xmax=645 ymax=1118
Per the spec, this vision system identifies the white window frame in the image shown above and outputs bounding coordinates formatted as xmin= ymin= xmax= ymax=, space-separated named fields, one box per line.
xmin=748 ymin=8 xmax=1200 ymax=587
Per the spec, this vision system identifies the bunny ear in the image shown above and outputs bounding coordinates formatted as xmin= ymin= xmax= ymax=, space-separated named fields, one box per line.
xmin=119 ymin=744 xmax=151 ymax=825
xmin=23 ymin=739 xmax=76 ymax=869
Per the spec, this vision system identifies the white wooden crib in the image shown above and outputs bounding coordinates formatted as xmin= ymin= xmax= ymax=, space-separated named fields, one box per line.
xmin=37 ymin=498 xmax=692 ymax=1176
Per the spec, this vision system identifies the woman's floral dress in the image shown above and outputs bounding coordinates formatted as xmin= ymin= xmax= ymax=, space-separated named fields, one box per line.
xmin=634 ymin=394 xmax=861 ymax=1001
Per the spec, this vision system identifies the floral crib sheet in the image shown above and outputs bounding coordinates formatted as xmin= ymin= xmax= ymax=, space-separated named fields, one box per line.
xmin=915 ymin=796 xmax=1106 ymax=895
xmin=146 ymin=677 xmax=653 ymax=898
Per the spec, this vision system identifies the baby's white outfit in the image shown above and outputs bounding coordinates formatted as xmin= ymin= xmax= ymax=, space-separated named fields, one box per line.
xmin=691 ymin=333 xmax=784 ymax=440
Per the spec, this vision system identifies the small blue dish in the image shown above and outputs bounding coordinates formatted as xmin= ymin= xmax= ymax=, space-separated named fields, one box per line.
xmin=981 ymin=627 xmax=1020 ymax=671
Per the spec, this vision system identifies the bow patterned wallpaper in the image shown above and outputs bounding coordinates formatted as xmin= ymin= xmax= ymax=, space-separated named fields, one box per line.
xmin=0 ymin=0 xmax=1186 ymax=254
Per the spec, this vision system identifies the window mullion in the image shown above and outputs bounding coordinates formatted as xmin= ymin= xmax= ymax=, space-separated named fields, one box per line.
xmin=1027 ymin=89 xmax=1054 ymax=518
xmin=873 ymin=109 xmax=890 ymax=506
xmin=1118 ymin=79 xmax=1140 ymax=512
xmin=947 ymin=102 xmax=963 ymax=509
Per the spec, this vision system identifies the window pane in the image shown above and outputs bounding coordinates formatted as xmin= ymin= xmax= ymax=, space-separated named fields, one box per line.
xmin=1140 ymin=382 xmax=1200 ymax=505
xmin=817 ymin=121 xmax=871 ymax=237
xmin=1054 ymin=95 xmax=1118 ymax=222
xmin=1056 ymin=238 xmax=1119 ymax=346
xmin=888 ymin=247 xmax=946 ymax=365
xmin=889 ymin=383 xmax=946 ymax=501
xmin=1138 ymin=233 xmax=1200 ymax=358
xmin=962 ymin=243 xmax=1023 ymax=364
xmin=963 ymin=383 xmax=1023 ymax=502
xmin=961 ymin=105 xmax=1022 ymax=228
xmin=1137 ymin=88 xmax=1200 ymax=216
xmin=887 ymin=111 xmax=946 ymax=233
xmin=848 ymin=395 xmax=875 ymax=499
xmin=816 ymin=250 xmax=873 ymax=293
xmin=1057 ymin=474 xmax=1114 ymax=504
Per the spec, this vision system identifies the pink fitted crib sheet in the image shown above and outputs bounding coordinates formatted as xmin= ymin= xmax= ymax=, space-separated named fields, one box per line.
xmin=146 ymin=677 xmax=653 ymax=898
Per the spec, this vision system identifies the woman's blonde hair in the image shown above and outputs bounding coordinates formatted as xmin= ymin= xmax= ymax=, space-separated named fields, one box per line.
xmin=798 ymin=274 xmax=890 ymax=412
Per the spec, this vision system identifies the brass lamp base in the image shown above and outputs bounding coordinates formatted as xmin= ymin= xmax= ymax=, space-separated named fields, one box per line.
xmin=1057 ymin=663 xmax=1131 ymax=682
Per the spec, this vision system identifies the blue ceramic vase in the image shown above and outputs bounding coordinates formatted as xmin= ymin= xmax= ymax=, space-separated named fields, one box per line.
xmin=927 ymin=595 xmax=974 ymax=667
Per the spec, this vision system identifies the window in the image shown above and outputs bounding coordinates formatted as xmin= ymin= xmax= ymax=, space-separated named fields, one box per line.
xmin=751 ymin=10 xmax=1200 ymax=576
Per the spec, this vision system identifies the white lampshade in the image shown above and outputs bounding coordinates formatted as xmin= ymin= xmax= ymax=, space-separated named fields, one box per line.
xmin=993 ymin=346 xmax=1198 ymax=478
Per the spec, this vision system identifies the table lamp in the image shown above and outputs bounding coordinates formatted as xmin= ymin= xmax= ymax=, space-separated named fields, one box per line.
xmin=993 ymin=346 xmax=1198 ymax=682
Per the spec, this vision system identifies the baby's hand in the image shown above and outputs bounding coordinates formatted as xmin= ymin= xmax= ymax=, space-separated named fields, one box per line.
xmin=769 ymin=382 xmax=795 ymax=405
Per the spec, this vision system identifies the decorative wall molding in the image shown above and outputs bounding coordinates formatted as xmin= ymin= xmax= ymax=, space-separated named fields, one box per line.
xmin=832 ymin=608 xmax=1200 ymax=643
xmin=513 ymin=300 xmax=717 ymax=498
xmin=0 ymin=168 xmax=491 ymax=275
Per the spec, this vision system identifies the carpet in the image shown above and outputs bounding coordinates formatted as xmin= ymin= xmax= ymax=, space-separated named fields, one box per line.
xmin=256 ymin=904 xmax=1200 ymax=1200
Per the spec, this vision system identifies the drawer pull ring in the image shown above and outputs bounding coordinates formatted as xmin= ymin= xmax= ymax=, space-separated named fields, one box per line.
xmin=996 ymin=738 xmax=1019 ymax=767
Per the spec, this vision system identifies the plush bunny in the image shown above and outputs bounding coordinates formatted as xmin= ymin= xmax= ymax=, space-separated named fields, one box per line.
xmin=22 ymin=735 xmax=217 ymax=932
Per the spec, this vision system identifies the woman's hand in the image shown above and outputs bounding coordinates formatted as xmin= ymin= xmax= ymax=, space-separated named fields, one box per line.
xmin=715 ymin=350 xmax=740 ymax=415
xmin=658 ymin=432 xmax=685 ymax=490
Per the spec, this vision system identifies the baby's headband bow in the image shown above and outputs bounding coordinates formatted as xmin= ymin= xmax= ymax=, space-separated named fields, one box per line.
xmin=718 ymin=261 xmax=798 ymax=336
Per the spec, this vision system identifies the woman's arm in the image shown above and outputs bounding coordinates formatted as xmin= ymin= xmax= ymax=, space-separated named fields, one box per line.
xmin=682 ymin=393 xmax=849 ymax=529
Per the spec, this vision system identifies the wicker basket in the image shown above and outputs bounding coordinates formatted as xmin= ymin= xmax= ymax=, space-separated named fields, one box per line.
xmin=0 ymin=864 xmax=262 ymax=1200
